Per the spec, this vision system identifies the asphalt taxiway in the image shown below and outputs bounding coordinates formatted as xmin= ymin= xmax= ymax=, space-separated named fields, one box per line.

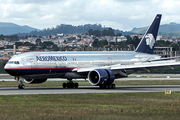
xmin=0 ymin=85 xmax=180 ymax=95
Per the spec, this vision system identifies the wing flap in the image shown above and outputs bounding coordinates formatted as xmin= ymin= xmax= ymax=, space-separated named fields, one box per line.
xmin=148 ymin=56 xmax=180 ymax=62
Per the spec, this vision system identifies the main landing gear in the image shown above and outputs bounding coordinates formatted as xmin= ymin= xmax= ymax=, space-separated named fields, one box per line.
xmin=99 ymin=84 xmax=116 ymax=89
xmin=62 ymin=78 xmax=79 ymax=89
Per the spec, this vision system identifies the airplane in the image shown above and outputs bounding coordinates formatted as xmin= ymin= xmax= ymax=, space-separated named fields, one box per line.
xmin=4 ymin=14 xmax=180 ymax=89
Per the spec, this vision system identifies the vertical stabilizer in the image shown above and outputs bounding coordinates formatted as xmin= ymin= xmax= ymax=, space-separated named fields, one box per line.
xmin=135 ymin=14 xmax=162 ymax=54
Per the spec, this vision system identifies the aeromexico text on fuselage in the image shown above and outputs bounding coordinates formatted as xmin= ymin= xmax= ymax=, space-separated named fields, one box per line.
xmin=36 ymin=56 xmax=67 ymax=61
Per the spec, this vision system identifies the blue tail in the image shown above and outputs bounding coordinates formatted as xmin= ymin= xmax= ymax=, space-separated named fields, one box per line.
xmin=135 ymin=14 xmax=162 ymax=54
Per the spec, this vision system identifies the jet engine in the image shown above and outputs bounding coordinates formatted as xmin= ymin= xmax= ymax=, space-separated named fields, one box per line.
xmin=88 ymin=69 xmax=115 ymax=86
xmin=24 ymin=79 xmax=47 ymax=84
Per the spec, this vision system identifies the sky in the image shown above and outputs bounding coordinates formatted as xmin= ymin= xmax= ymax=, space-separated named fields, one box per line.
xmin=0 ymin=0 xmax=180 ymax=31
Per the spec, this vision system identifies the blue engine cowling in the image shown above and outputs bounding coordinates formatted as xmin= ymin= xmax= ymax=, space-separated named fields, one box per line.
xmin=88 ymin=69 xmax=115 ymax=86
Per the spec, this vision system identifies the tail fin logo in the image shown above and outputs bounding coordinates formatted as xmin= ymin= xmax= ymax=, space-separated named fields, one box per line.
xmin=145 ymin=33 xmax=155 ymax=49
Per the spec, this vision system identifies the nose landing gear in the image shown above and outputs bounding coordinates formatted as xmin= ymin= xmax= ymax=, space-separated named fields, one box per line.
xmin=15 ymin=77 xmax=25 ymax=89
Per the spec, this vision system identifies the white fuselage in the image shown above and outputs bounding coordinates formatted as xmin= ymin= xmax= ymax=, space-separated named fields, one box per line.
xmin=4 ymin=51 xmax=160 ymax=80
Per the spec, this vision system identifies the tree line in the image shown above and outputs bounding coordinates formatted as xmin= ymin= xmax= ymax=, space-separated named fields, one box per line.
xmin=92 ymin=35 xmax=140 ymax=49
xmin=16 ymin=24 xmax=134 ymax=37
xmin=0 ymin=34 xmax=19 ymax=41
xmin=88 ymin=28 xmax=116 ymax=37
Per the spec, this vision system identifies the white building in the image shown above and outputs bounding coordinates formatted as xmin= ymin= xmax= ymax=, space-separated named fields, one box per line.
xmin=113 ymin=36 xmax=127 ymax=42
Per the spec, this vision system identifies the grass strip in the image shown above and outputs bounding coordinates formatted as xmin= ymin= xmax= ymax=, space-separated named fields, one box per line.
xmin=0 ymin=92 xmax=180 ymax=120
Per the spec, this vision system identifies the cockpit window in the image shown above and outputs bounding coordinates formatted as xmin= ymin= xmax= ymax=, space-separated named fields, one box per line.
xmin=15 ymin=61 xmax=20 ymax=64
xmin=8 ymin=61 xmax=20 ymax=64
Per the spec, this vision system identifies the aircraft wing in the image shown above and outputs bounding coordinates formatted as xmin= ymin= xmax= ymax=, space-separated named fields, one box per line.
xmin=110 ymin=60 xmax=180 ymax=70
xmin=74 ymin=60 xmax=180 ymax=73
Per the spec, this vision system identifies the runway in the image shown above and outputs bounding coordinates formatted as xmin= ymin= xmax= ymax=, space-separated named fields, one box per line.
xmin=0 ymin=85 xmax=180 ymax=95
xmin=0 ymin=74 xmax=180 ymax=95
xmin=1 ymin=74 xmax=180 ymax=81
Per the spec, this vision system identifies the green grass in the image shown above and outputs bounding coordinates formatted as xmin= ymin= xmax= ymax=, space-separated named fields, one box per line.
xmin=0 ymin=80 xmax=180 ymax=119
xmin=0 ymin=93 xmax=180 ymax=120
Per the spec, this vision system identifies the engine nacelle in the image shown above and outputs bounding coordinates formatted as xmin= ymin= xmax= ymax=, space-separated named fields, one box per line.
xmin=88 ymin=69 xmax=115 ymax=86
xmin=24 ymin=79 xmax=47 ymax=84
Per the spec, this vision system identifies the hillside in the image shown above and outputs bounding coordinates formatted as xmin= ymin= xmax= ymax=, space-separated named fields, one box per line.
xmin=22 ymin=22 xmax=180 ymax=37
xmin=2 ymin=22 xmax=180 ymax=37
xmin=131 ymin=22 xmax=180 ymax=34
xmin=17 ymin=24 xmax=135 ymax=37
xmin=0 ymin=22 xmax=40 ymax=35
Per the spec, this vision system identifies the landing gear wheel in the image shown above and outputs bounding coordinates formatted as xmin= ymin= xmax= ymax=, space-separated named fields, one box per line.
xmin=62 ymin=78 xmax=79 ymax=89
xmin=18 ymin=77 xmax=25 ymax=89
xmin=67 ymin=83 xmax=74 ymax=88
xmin=74 ymin=83 xmax=79 ymax=88
xmin=99 ymin=84 xmax=116 ymax=89
xmin=111 ymin=84 xmax=116 ymax=89
xmin=18 ymin=84 xmax=25 ymax=89
xmin=18 ymin=85 xmax=21 ymax=89
xmin=62 ymin=83 xmax=67 ymax=88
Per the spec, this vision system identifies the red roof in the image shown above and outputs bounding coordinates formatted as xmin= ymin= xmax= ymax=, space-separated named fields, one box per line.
xmin=0 ymin=57 xmax=10 ymax=60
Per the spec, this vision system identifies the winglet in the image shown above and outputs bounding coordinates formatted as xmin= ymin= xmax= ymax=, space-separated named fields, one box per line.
xmin=135 ymin=14 xmax=162 ymax=54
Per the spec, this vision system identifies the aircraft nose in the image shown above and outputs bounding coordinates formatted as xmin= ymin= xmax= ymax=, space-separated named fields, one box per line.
xmin=4 ymin=63 xmax=10 ymax=69
xmin=4 ymin=63 xmax=12 ymax=73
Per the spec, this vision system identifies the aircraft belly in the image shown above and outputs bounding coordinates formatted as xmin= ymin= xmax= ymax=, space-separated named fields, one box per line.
xmin=22 ymin=73 xmax=66 ymax=80
xmin=22 ymin=72 xmax=87 ymax=80
xmin=5 ymin=67 xmax=74 ymax=76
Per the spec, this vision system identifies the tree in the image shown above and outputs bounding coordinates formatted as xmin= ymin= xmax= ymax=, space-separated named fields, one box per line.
xmin=43 ymin=41 xmax=54 ymax=46
xmin=15 ymin=42 xmax=24 ymax=48
xmin=92 ymin=39 xmax=108 ymax=47
xmin=0 ymin=47 xmax=4 ymax=50
xmin=94 ymin=30 xmax=101 ymax=37
xmin=0 ymin=60 xmax=8 ymax=73
xmin=132 ymin=36 xmax=141 ymax=48
xmin=125 ymin=36 xmax=140 ymax=48
xmin=107 ymin=28 xmax=115 ymax=36
xmin=170 ymin=43 xmax=179 ymax=51
xmin=156 ymin=40 xmax=171 ymax=47
xmin=6 ymin=45 xmax=13 ymax=49
xmin=102 ymin=29 xmax=108 ymax=36
xmin=42 ymin=41 xmax=56 ymax=49
xmin=117 ymin=41 xmax=127 ymax=49
xmin=52 ymin=44 xmax=59 ymax=51
xmin=36 ymin=38 xmax=42 ymax=46
xmin=116 ymin=33 xmax=122 ymax=36
xmin=88 ymin=29 xmax=94 ymax=36
xmin=24 ymin=42 xmax=33 ymax=46
xmin=23 ymin=42 xmax=36 ymax=50
xmin=92 ymin=39 xmax=99 ymax=47
xmin=101 ymin=40 xmax=108 ymax=46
